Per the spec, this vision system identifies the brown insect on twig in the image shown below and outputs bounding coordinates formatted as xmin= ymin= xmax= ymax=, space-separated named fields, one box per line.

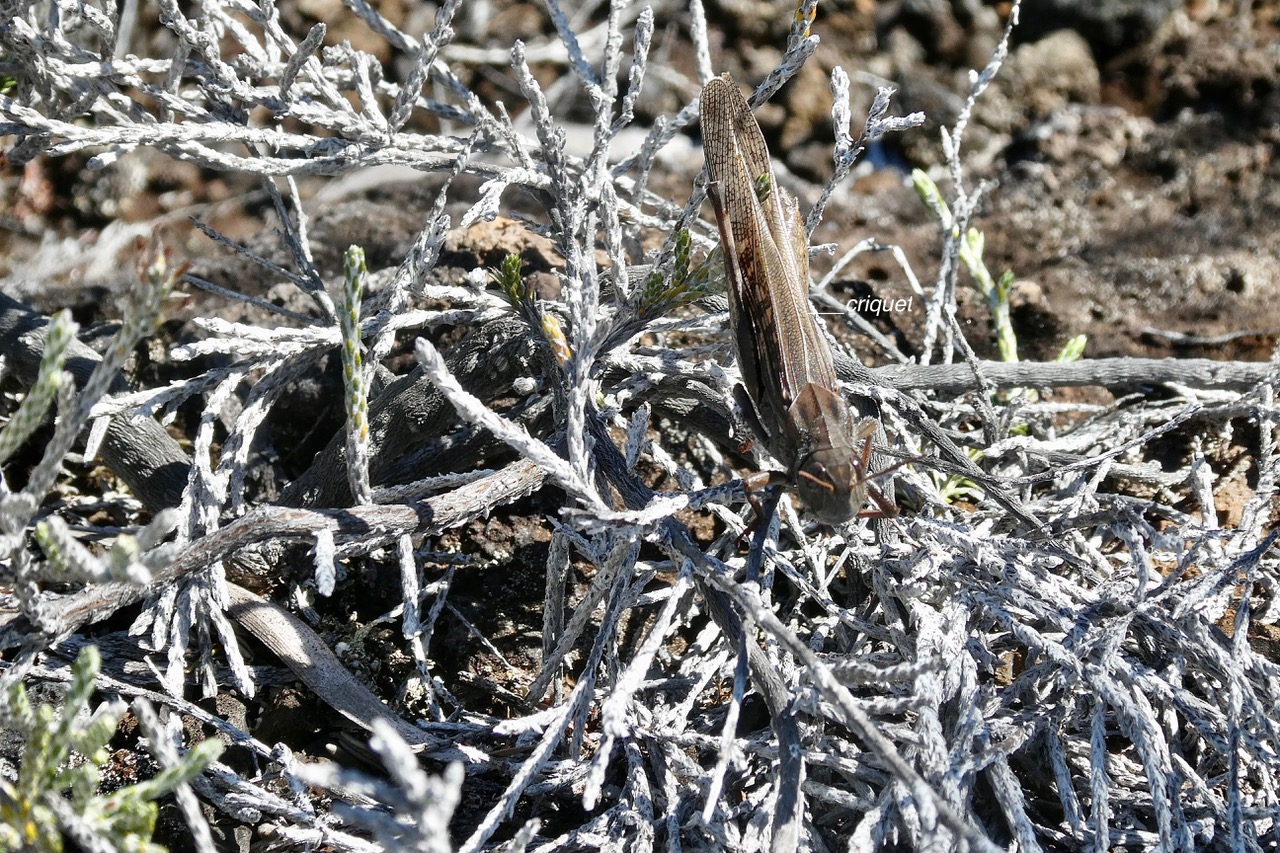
xmin=700 ymin=74 xmax=896 ymax=525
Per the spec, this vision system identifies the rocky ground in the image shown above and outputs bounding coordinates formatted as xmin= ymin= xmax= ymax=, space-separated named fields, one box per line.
xmin=7 ymin=3 xmax=1279 ymax=364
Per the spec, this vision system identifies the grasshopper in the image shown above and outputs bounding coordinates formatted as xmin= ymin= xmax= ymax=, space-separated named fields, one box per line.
xmin=700 ymin=74 xmax=892 ymax=525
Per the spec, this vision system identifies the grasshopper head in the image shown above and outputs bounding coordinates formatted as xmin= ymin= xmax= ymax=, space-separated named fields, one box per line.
xmin=796 ymin=449 xmax=867 ymax=525
xmin=787 ymin=385 xmax=874 ymax=525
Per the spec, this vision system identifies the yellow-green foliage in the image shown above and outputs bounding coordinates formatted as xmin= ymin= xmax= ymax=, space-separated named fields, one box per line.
xmin=491 ymin=252 xmax=529 ymax=308
xmin=1056 ymin=334 xmax=1087 ymax=362
xmin=639 ymin=228 xmax=718 ymax=319
xmin=341 ymin=245 xmax=371 ymax=448
xmin=932 ymin=446 xmax=987 ymax=506
xmin=912 ymin=169 xmax=1019 ymax=363
xmin=0 ymin=647 xmax=223 ymax=853
xmin=0 ymin=310 xmax=75 ymax=467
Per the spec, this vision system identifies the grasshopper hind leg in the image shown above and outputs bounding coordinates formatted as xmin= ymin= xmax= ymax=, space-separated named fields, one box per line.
xmin=732 ymin=383 xmax=773 ymax=450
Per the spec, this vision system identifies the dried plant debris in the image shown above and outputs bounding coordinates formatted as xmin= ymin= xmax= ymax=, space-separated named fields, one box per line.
xmin=1 ymin=1 xmax=1278 ymax=851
